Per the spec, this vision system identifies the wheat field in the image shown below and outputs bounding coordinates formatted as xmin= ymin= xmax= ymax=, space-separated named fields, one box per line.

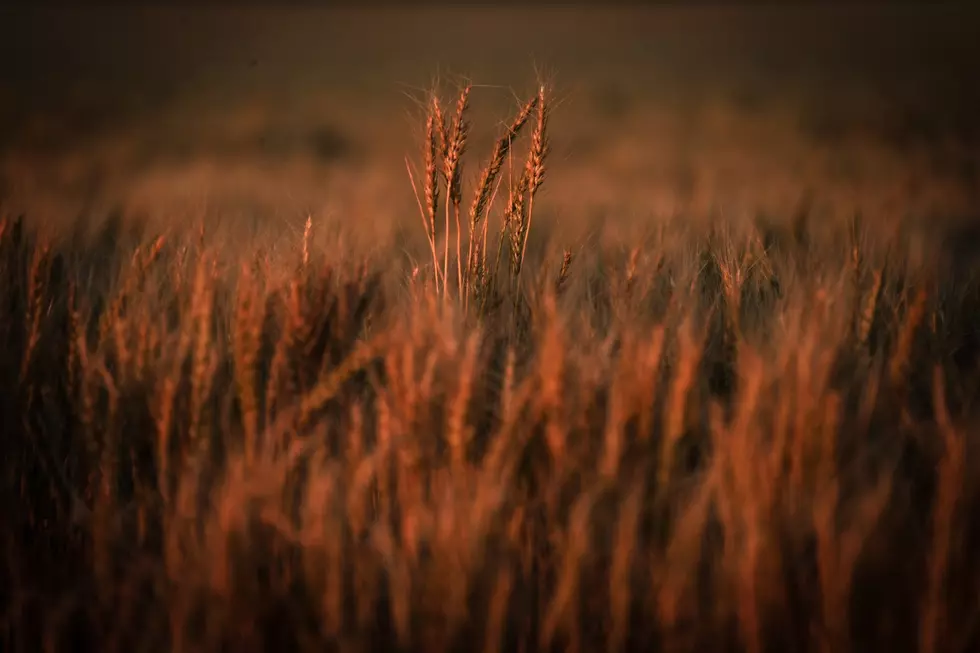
xmin=2 ymin=6 xmax=980 ymax=653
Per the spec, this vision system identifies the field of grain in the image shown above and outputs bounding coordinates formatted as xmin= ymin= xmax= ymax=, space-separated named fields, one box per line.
xmin=2 ymin=6 xmax=980 ymax=652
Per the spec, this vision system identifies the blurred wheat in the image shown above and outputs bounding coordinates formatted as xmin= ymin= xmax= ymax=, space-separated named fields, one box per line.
xmin=1 ymin=77 xmax=979 ymax=653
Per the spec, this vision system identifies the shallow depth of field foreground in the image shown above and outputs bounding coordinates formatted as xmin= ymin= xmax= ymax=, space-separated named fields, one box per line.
xmin=3 ymin=7 xmax=980 ymax=653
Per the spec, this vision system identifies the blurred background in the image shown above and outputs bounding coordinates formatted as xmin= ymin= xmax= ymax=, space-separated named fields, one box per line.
xmin=0 ymin=5 xmax=977 ymax=249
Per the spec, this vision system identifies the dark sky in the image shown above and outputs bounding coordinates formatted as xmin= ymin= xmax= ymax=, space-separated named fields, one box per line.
xmin=2 ymin=6 xmax=977 ymax=113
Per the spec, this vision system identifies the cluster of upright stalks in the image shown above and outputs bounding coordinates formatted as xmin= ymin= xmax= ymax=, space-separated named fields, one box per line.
xmin=407 ymin=83 xmax=559 ymax=314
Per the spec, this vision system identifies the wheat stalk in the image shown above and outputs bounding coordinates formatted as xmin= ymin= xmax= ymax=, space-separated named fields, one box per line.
xmin=466 ymin=95 xmax=538 ymax=298
xmin=517 ymin=85 xmax=549 ymax=288
xmin=445 ymin=85 xmax=472 ymax=300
